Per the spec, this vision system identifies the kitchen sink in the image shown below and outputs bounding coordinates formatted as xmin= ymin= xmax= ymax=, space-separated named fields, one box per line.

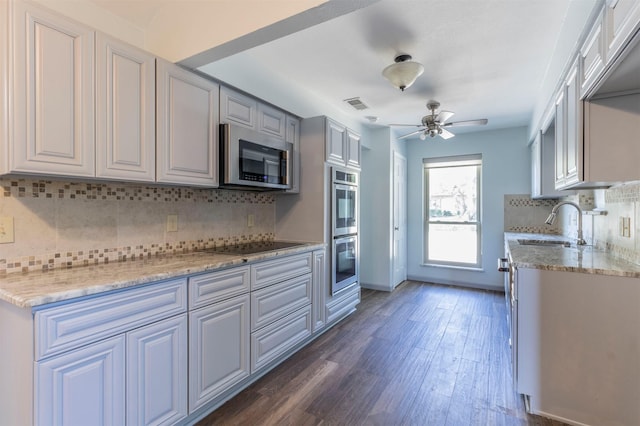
xmin=517 ymin=239 xmax=572 ymax=247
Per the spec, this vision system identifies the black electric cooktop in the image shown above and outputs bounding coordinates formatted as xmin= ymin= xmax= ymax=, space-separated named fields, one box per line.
xmin=205 ymin=241 xmax=306 ymax=255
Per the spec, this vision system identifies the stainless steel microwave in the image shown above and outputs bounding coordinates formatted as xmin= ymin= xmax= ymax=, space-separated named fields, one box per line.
xmin=220 ymin=123 xmax=293 ymax=190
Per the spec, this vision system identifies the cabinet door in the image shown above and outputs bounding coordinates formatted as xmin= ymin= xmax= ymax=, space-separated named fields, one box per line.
xmin=189 ymin=294 xmax=250 ymax=412
xmin=346 ymin=129 xmax=361 ymax=169
xmin=285 ymin=115 xmax=300 ymax=193
xmin=564 ymin=62 xmax=582 ymax=187
xmin=12 ymin=2 xmax=95 ymax=177
xmin=96 ymin=34 xmax=155 ymax=182
xmin=325 ymin=118 xmax=346 ymax=166
xmin=604 ymin=0 xmax=640 ymax=62
xmin=312 ymin=249 xmax=326 ymax=333
xmin=127 ymin=315 xmax=188 ymax=426
xmin=35 ymin=336 xmax=126 ymax=426
xmin=530 ymin=134 xmax=542 ymax=199
xmin=554 ymin=89 xmax=566 ymax=188
xmin=258 ymin=103 xmax=286 ymax=139
xmin=156 ymin=59 xmax=218 ymax=187
xmin=579 ymin=8 xmax=605 ymax=97
xmin=220 ymin=86 xmax=257 ymax=129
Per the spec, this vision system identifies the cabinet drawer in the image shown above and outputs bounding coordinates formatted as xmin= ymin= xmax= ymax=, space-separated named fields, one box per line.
xmin=189 ymin=266 xmax=250 ymax=309
xmin=251 ymin=252 xmax=312 ymax=290
xmin=251 ymin=273 xmax=312 ymax=331
xmin=35 ymin=279 xmax=187 ymax=360
xmin=326 ymin=285 xmax=360 ymax=325
xmin=251 ymin=305 xmax=312 ymax=373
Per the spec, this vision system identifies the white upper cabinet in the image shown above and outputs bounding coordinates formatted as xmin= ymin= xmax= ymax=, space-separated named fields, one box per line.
xmin=554 ymin=60 xmax=583 ymax=190
xmin=285 ymin=115 xmax=300 ymax=194
xmin=604 ymin=0 xmax=640 ymax=63
xmin=257 ymin=103 xmax=286 ymax=139
xmin=325 ymin=118 xmax=361 ymax=169
xmin=156 ymin=59 xmax=219 ymax=187
xmin=220 ymin=86 xmax=257 ymax=129
xmin=221 ymin=85 xmax=288 ymax=139
xmin=96 ymin=34 xmax=156 ymax=182
xmin=531 ymin=109 xmax=567 ymax=199
xmin=326 ymin=118 xmax=347 ymax=166
xmin=10 ymin=1 xmax=95 ymax=177
xmin=579 ymin=7 xmax=606 ymax=97
xmin=346 ymin=129 xmax=361 ymax=169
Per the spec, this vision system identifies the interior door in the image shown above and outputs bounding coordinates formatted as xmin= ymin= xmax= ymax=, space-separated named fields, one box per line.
xmin=392 ymin=152 xmax=407 ymax=288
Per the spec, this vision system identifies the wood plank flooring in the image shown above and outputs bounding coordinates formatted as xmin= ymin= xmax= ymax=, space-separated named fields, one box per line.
xmin=197 ymin=281 xmax=568 ymax=426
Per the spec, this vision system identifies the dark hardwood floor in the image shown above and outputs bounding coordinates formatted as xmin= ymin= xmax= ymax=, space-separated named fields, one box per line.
xmin=197 ymin=281 xmax=567 ymax=426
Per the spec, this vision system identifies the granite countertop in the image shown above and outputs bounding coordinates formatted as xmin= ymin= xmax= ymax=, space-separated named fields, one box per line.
xmin=505 ymin=233 xmax=640 ymax=278
xmin=0 ymin=242 xmax=324 ymax=309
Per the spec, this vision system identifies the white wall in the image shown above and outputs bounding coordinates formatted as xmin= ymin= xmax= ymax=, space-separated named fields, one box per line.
xmin=406 ymin=127 xmax=530 ymax=290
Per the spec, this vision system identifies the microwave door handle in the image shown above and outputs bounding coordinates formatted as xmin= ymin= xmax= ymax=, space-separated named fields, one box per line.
xmin=281 ymin=150 xmax=289 ymax=185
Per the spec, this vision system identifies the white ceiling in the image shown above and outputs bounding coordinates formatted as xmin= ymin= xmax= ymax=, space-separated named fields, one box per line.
xmin=91 ymin=0 xmax=600 ymax=139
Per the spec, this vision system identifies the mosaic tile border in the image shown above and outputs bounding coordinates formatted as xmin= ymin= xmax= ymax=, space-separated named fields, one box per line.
xmin=0 ymin=177 xmax=276 ymax=204
xmin=0 ymin=232 xmax=275 ymax=275
xmin=505 ymin=226 xmax=560 ymax=235
xmin=506 ymin=197 xmax=557 ymax=208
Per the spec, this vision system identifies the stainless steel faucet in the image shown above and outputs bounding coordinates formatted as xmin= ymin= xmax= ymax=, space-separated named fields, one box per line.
xmin=545 ymin=201 xmax=587 ymax=245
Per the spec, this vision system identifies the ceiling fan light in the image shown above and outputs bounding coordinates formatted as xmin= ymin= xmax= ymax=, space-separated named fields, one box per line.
xmin=382 ymin=55 xmax=424 ymax=91
xmin=419 ymin=132 xmax=427 ymax=140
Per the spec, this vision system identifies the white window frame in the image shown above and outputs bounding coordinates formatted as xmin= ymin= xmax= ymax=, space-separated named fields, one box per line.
xmin=423 ymin=154 xmax=482 ymax=269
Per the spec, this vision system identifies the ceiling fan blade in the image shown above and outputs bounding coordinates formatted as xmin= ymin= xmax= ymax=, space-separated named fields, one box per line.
xmin=439 ymin=128 xmax=455 ymax=139
xmin=436 ymin=110 xmax=454 ymax=124
xmin=442 ymin=118 xmax=488 ymax=128
xmin=389 ymin=123 xmax=422 ymax=127
xmin=397 ymin=129 xmax=424 ymax=140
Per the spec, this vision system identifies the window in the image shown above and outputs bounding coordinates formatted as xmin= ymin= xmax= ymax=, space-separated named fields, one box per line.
xmin=424 ymin=155 xmax=482 ymax=268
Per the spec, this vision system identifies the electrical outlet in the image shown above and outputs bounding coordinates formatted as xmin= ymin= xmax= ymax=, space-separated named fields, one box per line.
xmin=624 ymin=217 xmax=631 ymax=238
xmin=247 ymin=214 xmax=255 ymax=228
xmin=620 ymin=216 xmax=631 ymax=238
xmin=0 ymin=216 xmax=14 ymax=243
xmin=167 ymin=214 xmax=178 ymax=232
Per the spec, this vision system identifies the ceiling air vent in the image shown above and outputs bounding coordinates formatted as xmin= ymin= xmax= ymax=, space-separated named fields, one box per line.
xmin=344 ymin=97 xmax=369 ymax=111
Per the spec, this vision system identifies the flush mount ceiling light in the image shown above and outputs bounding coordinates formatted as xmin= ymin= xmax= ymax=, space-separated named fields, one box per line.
xmin=382 ymin=54 xmax=424 ymax=91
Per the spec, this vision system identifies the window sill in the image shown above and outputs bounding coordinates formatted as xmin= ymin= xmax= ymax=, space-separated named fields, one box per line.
xmin=421 ymin=263 xmax=484 ymax=272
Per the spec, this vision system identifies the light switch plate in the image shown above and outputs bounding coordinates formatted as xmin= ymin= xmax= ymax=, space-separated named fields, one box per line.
xmin=0 ymin=216 xmax=15 ymax=243
xmin=167 ymin=214 xmax=178 ymax=232
xmin=247 ymin=214 xmax=255 ymax=228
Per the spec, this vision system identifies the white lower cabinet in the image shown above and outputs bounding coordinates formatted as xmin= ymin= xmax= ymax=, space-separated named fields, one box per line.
xmin=188 ymin=294 xmax=250 ymax=412
xmin=36 ymin=335 xmax=126 ymax=426
xmin=127 ymin=315 xmax=188 ymax=426
xmin=312 ymin=249 xmax=326 ymax=333
xmin=21 ymin=248 xmax=337 ymax=425
xmin=515 ymin=268 xmax=640 ymax=425
xmin=34 ymin=279 xmax=188 ymax=426
xmin=249 ymin=253 xmax=316 ymax=373
xmin=326 ymin=284 xmax=360 ymax=325
xmin=251 ymin=305 xmax=312 ymax=372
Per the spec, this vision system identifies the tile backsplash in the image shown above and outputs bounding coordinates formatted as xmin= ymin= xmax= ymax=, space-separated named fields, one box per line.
xmin=504 ymin=194 xmax=560 ymax=234
xmin=0 ymin=177 xmax=276 ymax=274
xmin=506 ymin=182 xmax=640 ymax=266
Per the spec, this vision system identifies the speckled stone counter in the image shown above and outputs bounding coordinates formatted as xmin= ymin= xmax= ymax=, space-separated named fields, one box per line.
xmin=505 ymin=233 xmax=640 ymax=278
xmin=0 ymin=242 xmax=324 ymax=308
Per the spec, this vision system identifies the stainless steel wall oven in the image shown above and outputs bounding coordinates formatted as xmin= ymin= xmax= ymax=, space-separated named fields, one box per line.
xmin=331 ymin=167 xmax=359 ymax=295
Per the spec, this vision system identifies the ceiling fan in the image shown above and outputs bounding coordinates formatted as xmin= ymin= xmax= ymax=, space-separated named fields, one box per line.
xmin=392 ymin=101 xmax=488 ymax=140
